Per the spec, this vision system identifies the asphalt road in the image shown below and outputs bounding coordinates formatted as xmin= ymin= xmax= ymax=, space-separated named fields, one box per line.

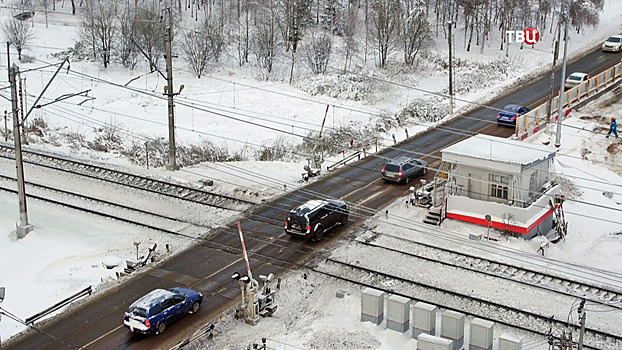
xmin=5 ymin=46 xmax=621 ymax=350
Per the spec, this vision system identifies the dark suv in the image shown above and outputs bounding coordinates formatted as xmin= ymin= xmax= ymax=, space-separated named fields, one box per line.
xmin=284 ymin=199 xmax=348 ymax=241
xmin=381 ymin=156 xmax=428 ymax=183
xmin=123 ymin=287 xmax=203 ymax=335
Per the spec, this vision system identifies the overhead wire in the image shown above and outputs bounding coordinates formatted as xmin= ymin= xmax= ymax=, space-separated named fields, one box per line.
xmin=11 ymin=66 xmax=622 ymax=220
xmin=23 ymin=57 xmax=622 ymax=176
xmin=0 ymin=306 xmax=82 ymax=349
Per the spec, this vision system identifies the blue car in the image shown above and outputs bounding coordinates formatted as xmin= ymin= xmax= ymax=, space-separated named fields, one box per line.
xmin=123 ymin=287 xmax=203 ymax=335
xmin=497 ymin=104 xmax=529 ymax=126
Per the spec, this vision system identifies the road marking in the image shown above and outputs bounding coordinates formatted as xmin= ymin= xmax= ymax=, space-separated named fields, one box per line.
xmin=204 ymin=258 xmax=243 ymax=280
xmin=82 ymin=325 xmax=123 ymax=348
xmin=357 ymin=190 xmax=386 ymax=205
xmin=342 ymin=178 xmax=382 ymax=200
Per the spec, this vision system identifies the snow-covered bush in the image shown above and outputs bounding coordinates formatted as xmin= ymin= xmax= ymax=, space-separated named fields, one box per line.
xmin=122 ymin=138 xmax=248 ymax=168
xmin=395 ymin=97 xmax=449 ymax=124
xmin=298 ymin=124 xmax=376 ymax=156
xmin=295 ymin=73 xmax=373 ymax=101
xmin=255 ymin=136 xmax=295 ymax=161
xmin=449 ymin=59 xmax=513 ymax=95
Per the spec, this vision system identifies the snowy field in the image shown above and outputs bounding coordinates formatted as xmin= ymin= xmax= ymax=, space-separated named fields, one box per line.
xmin=0 ymin=0 xmax=622 ymax=347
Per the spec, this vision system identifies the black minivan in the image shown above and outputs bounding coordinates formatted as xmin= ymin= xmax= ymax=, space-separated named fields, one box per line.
xmin=284 ymin=199 xmax=348 ymax=241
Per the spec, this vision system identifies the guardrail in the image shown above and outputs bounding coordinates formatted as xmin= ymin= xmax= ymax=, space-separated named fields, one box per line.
xmin=515 ymin=58 xmax=622 ymax=140
xmin=25 ymin=286 xmax=92 ymax=324
xmin=326 ymin=150 xmax=362 ymax=172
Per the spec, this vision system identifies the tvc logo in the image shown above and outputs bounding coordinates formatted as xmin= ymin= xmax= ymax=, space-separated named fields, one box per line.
xmin=506 ymin=27 xmax=540 ymax=45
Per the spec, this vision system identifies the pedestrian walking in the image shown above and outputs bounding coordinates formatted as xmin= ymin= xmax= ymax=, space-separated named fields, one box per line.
xmin=606 ymin=117 xmax=618 ymax=138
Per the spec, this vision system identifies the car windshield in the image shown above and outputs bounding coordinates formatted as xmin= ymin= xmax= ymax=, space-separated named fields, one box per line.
xmin=607 ymin=37 xmax=621 ymax=43
xmin=385 ymin=164 xmax=400 ymax=172
xmin=568 ymin=75 xmax=583 ymax=81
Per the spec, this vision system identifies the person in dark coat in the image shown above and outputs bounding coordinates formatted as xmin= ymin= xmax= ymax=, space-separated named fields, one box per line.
xmin=607 ymin=117 xmax=618 ymax=138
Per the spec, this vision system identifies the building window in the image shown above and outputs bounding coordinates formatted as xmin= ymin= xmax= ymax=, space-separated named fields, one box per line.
xmin=490 ymin=174 xmax=509 ymax=200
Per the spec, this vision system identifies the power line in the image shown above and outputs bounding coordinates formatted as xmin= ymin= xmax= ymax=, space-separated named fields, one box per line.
xmin=12 ymin=78 xmax=622 ymax=219
xmin=24 ymin=58 xmax=622 ymax=175
xmin=13 ymin=59 xmax=621 ymax=227
xmin=0 ymin=306 xmax=82 ymax=349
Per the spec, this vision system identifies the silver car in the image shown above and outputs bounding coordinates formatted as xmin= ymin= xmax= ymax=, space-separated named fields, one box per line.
xmin=381 ymin=156 xmax=428 ymax=183
xmin=602 ymin=35 xmax=622 ymax=52
xmin=564 ymin=72 xmax=589 ymax=90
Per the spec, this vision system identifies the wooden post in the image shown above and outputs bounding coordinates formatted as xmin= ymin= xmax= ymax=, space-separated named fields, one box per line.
xmin=3 ymin=110 xmax=7 ymax=142
xmin=392 ymin=134 xmax=397 ymax=145
xmin=375 ymin=139 xmax=378 ymax=153
xmin=145 ymin=142 xmax=150 ymax=169
xmin=405 ymin=128 xmax=409 ymax=138
xmin=363 ymin=148 xmax=366 ymax=157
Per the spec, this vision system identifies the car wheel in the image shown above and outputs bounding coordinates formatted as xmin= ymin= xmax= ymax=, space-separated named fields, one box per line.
xmin=157 ymin=322 xmax=166 ymax=335
xmin=191 ymin=301 xmax=200 ymax=314
xmin=405 ymin=176 xmax=411 ymax=184
xmin=423 ymin=168 xmax=427 ymax=175
xmin=340 ymin=214 xmax=349 ymax=225
xmin=315 ymin=226 xmax=324 ymax=241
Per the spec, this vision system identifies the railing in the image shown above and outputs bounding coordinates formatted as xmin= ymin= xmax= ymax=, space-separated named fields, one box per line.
xmin=515 ymin=59 xmax=622 ymax=140
xmin=326 ymin=150 xmax=362 ymax=172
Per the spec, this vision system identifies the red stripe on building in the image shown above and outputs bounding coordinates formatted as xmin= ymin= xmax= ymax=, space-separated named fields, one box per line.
xmin=446 ymin=207 xmax=555 ymax=235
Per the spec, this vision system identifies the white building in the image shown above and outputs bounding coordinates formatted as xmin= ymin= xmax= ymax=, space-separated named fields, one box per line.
xmin=437 ymin=134 xmax=560 ymax=239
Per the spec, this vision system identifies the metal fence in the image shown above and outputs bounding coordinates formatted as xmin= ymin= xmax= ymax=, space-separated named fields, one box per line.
xmin=515 ymin=59 xmax=622 ymax=140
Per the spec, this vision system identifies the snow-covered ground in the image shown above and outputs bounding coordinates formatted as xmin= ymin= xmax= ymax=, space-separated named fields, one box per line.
xmin=1 ymin=0 xmax=622 ymax=347
xmin=189 ymin=97 xmax=622 ymax=350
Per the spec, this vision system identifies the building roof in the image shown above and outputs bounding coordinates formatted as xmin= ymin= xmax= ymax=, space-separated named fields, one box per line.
xmin=442 ymin=134 xmax=555 ymax=166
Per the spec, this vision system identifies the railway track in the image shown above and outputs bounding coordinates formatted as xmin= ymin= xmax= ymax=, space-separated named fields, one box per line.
xmin=0 ymin=173 xmax=210 ymax=239
xmin=356 ymin=229 xmax=622 ymax=311
xmin=0 ymin=143 xmax=256 ymax=212
xmin=314 ymin=258 xmax=622 ymax=350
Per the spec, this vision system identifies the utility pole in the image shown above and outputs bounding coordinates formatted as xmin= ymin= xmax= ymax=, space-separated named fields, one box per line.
xmin=555 ymin=9 xmax=570 ymax=148
xmin=577 ymin=299 xmax=586 ymax=350
xmin=164 ymin=8 xmax=180 ymax=171
xmin=9 ymin=61 xmax=32 ymax=238
xmin=545 ymin=19 xmax=561 ymax=144
xmin=448 ymin=20 xmax=454 ymax=115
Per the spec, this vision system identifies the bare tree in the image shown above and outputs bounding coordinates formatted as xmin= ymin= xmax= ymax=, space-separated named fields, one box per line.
xmin=371 ymin=0 xmax=400 ymax=67
xmin=3 ymin=19 xmax=35 ymax=61
xmin=232 ymin=0 xmax=253 ymax=66
xmin=181 ymin=18 xmax=225 ymax=78
xmin=342 ymin=0 xmax=360 ymax=71
xmin=401 ymin=0 xmax=431 ymax=65
xmin=134 ymin=2 xmax=166 ymax=72
xmin=302 ymin=28 xmax=332 ymax=74
xmin=80 ymin=0 xmax=119 ymax=68
xmin=205 ymin=20 xmax=226 ymax=62
xmin=568 ymin=0 xmax=603 ymax=33
xmin=181 ymin=27 xmax=210 ymax=78
xmin=38 ymin=0 xmax=51 ymax=28
xmin=117 ymin=2 xmax=139 ymax=69
xmin=252 ymin=5 xmax=278 ymax=75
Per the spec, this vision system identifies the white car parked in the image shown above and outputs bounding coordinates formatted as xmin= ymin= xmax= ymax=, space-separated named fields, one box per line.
xmin=564 ymin=72 xmax=589 ymax=90
xmin=602 ymin=35 xmax=622 ymax=52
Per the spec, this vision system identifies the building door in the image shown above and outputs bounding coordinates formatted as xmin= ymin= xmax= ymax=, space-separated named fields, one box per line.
xmin=468 ymin=173 xmax=483 ymax=200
